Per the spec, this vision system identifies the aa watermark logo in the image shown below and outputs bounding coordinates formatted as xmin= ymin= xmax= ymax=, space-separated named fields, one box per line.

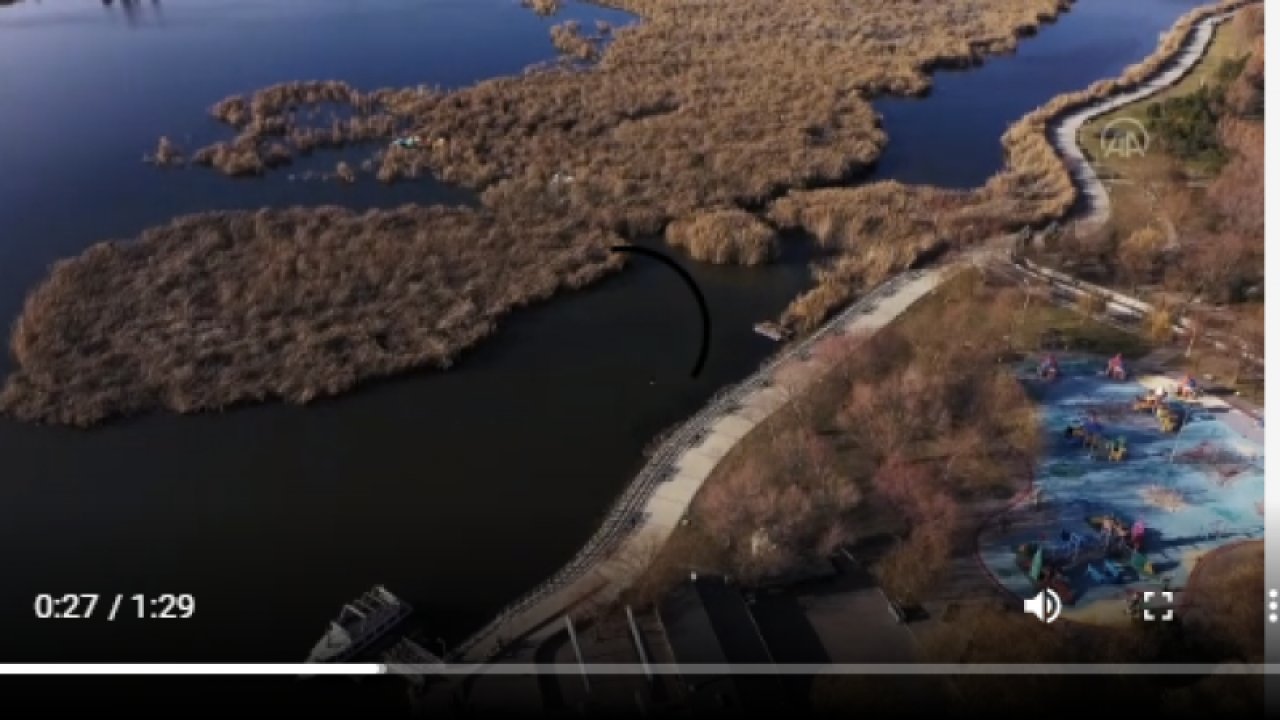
xmin=1100 ymin=117 xmax=1151 ymax=159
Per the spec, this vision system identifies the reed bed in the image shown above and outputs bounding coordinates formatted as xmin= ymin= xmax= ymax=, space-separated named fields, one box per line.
xmin=1 ymin=207 xmax=624 ymax=425
xmin=664 ymin=207 xmax=779 ymax=265
xmin=18 ymin=0 xmax=1246 ymax=424
xmin=175 ymin=0 xmax=1070 ymax=222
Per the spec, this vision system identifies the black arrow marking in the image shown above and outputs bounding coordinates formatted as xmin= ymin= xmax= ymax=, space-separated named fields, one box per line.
xmin=610 ymin=245 xmax=710 ymax=378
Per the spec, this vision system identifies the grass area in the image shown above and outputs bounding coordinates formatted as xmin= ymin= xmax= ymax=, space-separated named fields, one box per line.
xmin=1079 ymin=13 xmax=1249 ymax=179
xmin=899 ymin=268 xmax=1151 ymax=359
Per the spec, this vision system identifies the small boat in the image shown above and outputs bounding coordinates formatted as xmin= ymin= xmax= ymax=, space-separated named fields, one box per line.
xmin=392 ymin=136 xmax=422 ymax=149
xmin=753 ymin=321 xmax=790 ymax=342
xmin=306 ymin=585 xmax=412 ymax=664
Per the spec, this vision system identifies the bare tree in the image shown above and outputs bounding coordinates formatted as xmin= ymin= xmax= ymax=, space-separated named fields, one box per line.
xmin=1116 ymin=226 xmax=1163 ymax=291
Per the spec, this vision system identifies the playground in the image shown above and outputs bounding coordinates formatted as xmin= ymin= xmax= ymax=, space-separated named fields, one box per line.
xmin=979 ymin=354 xmax=1264 ymax=625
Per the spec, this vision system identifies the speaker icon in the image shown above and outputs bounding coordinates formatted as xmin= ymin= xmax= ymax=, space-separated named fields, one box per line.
xmin=1023 ymin=589 xmax=1062 ymax=623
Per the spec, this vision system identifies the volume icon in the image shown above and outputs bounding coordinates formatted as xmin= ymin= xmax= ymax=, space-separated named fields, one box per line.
xmin=1024 ymin=589 xmax=1062 ymax=623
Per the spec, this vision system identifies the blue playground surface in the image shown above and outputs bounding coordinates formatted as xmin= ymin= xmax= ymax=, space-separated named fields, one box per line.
xmin=978 ymin=357 xmax=1264 ymax=624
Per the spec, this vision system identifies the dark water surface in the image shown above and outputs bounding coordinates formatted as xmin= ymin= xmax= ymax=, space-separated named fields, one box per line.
xmin=0 ymin=0 xmax=1203 ymax=674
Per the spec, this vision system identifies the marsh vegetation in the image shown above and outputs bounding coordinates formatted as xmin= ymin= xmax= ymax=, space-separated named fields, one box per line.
xmin=0 ymin=207 xmax=623 ymax=425
xmin=522 ymin=0 xmax=562 ymax=17
xmin=10 ymin=0 xmax=1253 ymax=425
xmin=664 ymin=207 xmax=779 ymax=266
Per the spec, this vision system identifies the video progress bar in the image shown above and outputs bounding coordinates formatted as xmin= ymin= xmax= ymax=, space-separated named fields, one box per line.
xmin=0 ymin=663 xmax=1274 ymax=675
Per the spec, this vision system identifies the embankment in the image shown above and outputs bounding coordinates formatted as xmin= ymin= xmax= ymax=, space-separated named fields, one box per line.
xmin=447 ymin=264 xmax=948 ymax=663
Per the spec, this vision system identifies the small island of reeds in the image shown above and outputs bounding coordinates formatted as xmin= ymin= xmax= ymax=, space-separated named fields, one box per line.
xmin=0 ymin=206 xmax=623 ymax=426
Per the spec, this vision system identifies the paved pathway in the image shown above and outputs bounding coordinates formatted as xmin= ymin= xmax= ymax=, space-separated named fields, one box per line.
xmin=1053 ymin=7 xmax=1245 ymax=234
xmin=449 ymin=268 xmax=946 ymax=666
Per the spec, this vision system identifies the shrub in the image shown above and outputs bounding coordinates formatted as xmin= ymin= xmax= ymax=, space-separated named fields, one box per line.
xmin=1147 ymin=303 xmax=1176 ymax=342
xmin=166 ymin=0 xmax=1070 ymax=246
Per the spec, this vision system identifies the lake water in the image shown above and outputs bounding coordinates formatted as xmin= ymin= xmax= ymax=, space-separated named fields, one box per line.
xmin=0 ymin=0 xmax=1204 ymax=680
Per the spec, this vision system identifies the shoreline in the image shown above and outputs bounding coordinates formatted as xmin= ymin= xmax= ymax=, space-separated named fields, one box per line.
xmin=447 ymin=264 xmax=952 ymax=665
xmin=442 ymin=0 xmax=1249 ymax=672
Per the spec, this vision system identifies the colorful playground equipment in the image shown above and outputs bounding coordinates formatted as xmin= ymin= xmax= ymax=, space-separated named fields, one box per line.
xmin=1087 ymin=513 xmax=1145 ymax=552
xmin=1132 ymin=390 xmax=1164 ymax=413
xmin=1131 ymin=519 xmax=1146 ymax=551
xmin=1129 ymin=549 xmax=1155 ymax=576
xmin=1157 ymin=404 xmax=1185 ymax=433
xmin=1038 ymin=354 xmax=1060 ymax=381
xmin=1086 ymin=558 xmax=1132 ymax=584
xmin=1175 ymin=374 xmax=1201 ymax=399
xmin=1064 ymin=418 xmax=1124 ymax=460
xmin=1021 ymin=546 xmax=1076 ymax=605
xmin=1104 ymin=353 xmax=1127 ymax=381
xmin=1014 ymin=512 xmax=1158 ymax=607
xmin=1107 ymin=436 xmax=1128 ymax=462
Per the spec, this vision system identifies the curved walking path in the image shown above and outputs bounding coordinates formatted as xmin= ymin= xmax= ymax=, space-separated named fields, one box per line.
xmin=448 ymin=265 xmax=948 ymax=666
xmin=1053 ymin=5 xmax=1247 ymax=234
xmin=1017 ymin=3 xmax=1262 ymax=366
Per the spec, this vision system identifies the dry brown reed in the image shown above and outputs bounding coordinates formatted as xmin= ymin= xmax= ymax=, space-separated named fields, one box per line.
xmin=523 ymin=0 xmax=562 ymax=17
xmin=28 ymin=0 xmax=1245 ymax=424
xmin=0 ymin=207 xmax=624 ymax=426
xmin=664 ymin=207 xmax=779 ymax=265
xmin=550 ymin=20 xmax=600 ymax=61
xmin=176 ymin=0 xmax=1071 ymax=224
xmin=146 ymin=136 xmax=183 ymax=166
